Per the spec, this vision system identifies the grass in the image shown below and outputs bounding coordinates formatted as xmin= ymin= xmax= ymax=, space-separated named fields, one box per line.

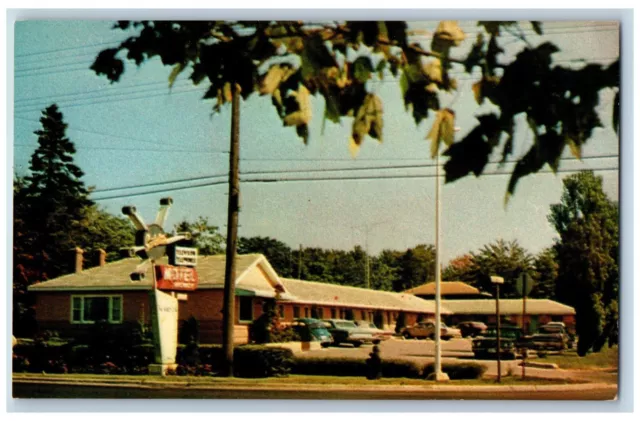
xmin=13 ymin=372 xmax=583 ymax=386
xmin=535 ymin=345 xmax=618 ymax=370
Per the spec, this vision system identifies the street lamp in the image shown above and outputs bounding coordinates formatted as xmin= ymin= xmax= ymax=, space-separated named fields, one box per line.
xmin=491 ymin=275 xmax=504 ymax=383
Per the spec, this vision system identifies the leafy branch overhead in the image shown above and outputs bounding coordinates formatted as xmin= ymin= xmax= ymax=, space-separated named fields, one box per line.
xmin=90 ymin=20 xmax=620 ymax=198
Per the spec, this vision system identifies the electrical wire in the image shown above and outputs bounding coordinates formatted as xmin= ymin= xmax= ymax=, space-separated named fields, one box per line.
xmin=90 ymin=165 xmax=618 ymax=201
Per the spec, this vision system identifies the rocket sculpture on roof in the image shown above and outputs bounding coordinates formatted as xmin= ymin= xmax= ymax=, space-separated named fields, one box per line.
xmin=121 ymin=197 xmax=191 ymax=281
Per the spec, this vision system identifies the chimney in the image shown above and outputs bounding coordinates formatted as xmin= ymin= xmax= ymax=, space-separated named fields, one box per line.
xmin=72 ymin=247 xmax=84 ymax=273
xmin=98 ymin=249 xmax=107 ymax=267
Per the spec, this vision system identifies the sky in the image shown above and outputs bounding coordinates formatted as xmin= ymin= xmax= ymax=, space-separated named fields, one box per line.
xmin=10 ymin=19 xmax=620 ymax=264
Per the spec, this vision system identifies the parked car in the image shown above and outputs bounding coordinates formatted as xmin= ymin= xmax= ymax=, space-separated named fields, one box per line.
xmin=472 ymin=325 xmax=528 ymax=360
xmin=455 ymin=321 xmax=488 ymax=338
xmin=401 ymin=320 xmax=462 ymax=340
xmin=538 ymin=323 xmax=575 ymax=349
xmin=355 ymin=321 xmax=393 ymax=341
xmin=322 ymin=319 xmax=375 ymax=347
xmin=292 ymin=318 xmax=333 ymax=347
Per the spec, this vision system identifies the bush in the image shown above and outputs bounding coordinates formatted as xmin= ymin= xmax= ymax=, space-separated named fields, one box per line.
xmin=423 ymin=362 xmax=487 ymax=380
xmin=178 ymin=344 xmax=294 ymax=378
xmin=178 ymin=316 xmax=200 ymax=345
xmin=293 ymin=357 xmax=424 ymax=378
xmin=269 ymin=325 xmax=302 ymax=343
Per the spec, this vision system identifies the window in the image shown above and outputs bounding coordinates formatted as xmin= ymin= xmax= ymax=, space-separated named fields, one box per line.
xmin=279 ymin=305 xmax=285 ymax=318
xmin=239 ymin=297 xmax=253 ymax=322
xmin=330 ymin=308 xmax=336 ymax=319
xmin=304 ymin=307 xmax=310 ymax=318
xmin=293 ymin=306 xmax=300 ymax=318
xmin=361 ymin=310 xmax=366 ymax=320
xmin=70 ymin=295 xmax=123 ymax=324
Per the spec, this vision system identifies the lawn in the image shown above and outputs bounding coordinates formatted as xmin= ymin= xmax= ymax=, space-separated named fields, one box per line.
xmin=13 ymin=372 xmax=583 ymax=386
xmin=535 ymin=345 xmax=618 ymax=370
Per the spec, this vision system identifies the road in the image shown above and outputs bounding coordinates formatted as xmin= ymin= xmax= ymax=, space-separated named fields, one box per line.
xmin=12 ymin=380 xmax=618 ymax=400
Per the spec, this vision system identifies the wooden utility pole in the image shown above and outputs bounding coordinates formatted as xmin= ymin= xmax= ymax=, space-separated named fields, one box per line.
xmin=222 ymin=83 xmax=241 ymax=377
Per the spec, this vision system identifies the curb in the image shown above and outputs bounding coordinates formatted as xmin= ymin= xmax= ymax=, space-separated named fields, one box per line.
xmin=519 ymin=361 xmax=559 ymax=369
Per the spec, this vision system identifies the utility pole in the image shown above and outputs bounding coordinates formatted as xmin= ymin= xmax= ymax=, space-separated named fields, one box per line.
xmin=222 ymin=83 xmax=241 ymax=377
xmin=298 ymin=244 xmax=302 ymax=279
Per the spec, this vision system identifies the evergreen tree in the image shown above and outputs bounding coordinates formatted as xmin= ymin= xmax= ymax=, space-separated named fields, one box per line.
xmin=22 ymin=104 xmax=93 ymax=277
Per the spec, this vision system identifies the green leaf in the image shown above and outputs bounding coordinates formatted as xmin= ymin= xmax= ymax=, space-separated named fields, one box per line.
xmin=612 ymin=91 xmax=620 ymax=135
xmin=168 ymin=62 xmax=185 ymax=89
xmin=323 ymin=87 xmax=341 ymax=124
xmin=301 ymin=34 xmax=336 ymax=82
xmin=352 ymin=56 xmax=374 ymax=83
xmin=399 ymin=71 xmax=409 ymax=101
xmin=531 ymin=21 xmax=543 ymax=35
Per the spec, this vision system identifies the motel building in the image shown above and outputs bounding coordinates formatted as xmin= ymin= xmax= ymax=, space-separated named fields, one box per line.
xmin=404 ymin=281 xmax=577 ymax=334
xmin=28 ymin=250 xmax=449 ymax=344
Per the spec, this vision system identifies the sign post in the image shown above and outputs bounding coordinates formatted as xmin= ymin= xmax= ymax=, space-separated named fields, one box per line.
xmin=122 ymin=198 xmax=198 ymax=376
xmin=516 ymin=273 xmax=534 ymax=380
xmin=491 ymin=276 xmax=504 ymax=383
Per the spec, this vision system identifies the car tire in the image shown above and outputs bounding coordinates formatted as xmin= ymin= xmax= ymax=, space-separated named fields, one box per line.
xmin=429 ymin=334 xmax=435 ymax=340
xmin=352 ymin=342 xmax=362 ymax=348
xmin=403 ymin=332 xmax=412 ymax=340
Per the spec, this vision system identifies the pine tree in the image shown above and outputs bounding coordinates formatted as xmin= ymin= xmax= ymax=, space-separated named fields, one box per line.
xmin=22 ymin=104 xmax=93 ymax=278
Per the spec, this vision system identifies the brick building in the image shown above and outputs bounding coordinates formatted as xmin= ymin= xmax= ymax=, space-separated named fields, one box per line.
xmin=28 ymin=252 xmax=449 ymax=343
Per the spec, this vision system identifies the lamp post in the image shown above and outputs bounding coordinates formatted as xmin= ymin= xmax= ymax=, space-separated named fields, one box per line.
xmin=491 ymin=275 xmax=504 ymax=383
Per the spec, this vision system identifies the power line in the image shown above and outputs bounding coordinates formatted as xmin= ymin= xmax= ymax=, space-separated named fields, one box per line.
xmin=15 ymin=40 xmax=122 ymax=59
xmin=91 ymin=165 xmax=618 ymax=201
xmin=92 ymin=173 xmax=229 ymax=193
xmin=80 ymin=153 xmax=620 ymax=196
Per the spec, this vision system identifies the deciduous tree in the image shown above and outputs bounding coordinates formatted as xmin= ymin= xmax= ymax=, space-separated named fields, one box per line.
xmin=549 ymin=171 xmax=618 ymax=355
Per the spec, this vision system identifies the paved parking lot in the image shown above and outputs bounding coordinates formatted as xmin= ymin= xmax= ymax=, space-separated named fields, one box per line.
xmin=304 ymin=336 xmax=475 ymax=361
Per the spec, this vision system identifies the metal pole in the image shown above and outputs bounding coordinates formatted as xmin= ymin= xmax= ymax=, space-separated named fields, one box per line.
xmin=222 ymin=82 xmax=241 ymax=377
xmin=522 ymin=277 xmax=527 ymax=380
xmin=298 ymin=244 xmax=302 ymax=279
xmin=365 ymin=230 xmax=370 ymax=289
xmin=496 ymin=283 xmax=501 ymax=383
xmin=433 ymin=153 xmax=448 ymax=381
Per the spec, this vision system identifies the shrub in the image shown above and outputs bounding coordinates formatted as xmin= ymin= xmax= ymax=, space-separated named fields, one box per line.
xmin=234 ymin=345 xmax=294 ymax=378
xmin=178 ymin=316 xmax=200 ymax=345
xmin=423 ymin=362 xmax=487 ymax=380
xmin=269 ymin=325 xmax=302 ymax=343
xmin=178 ymin=344 xmax=294 ymax=378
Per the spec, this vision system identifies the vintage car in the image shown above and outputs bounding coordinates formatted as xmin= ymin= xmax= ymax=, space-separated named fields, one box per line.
xmin=455 ymin=321 xmax=488 ymax=338
xmin=400 ymin=320 xmax=462 ymax=340
xmin=354 ymin=321 xmax=394 ymax=341
xmin=322 ymin=319 xmax=375 ymax=347
xmin=537 ymin=323 xmax=575 ymax=349
xmin=472 ymin=325 xmax=529 ymax=360
xmin=291 ymin=318 xmax=333 ymax=348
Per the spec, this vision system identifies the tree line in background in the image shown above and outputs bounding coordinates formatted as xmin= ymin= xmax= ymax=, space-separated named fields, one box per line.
xmin=13 ymin=104 xmax=618 ymax=356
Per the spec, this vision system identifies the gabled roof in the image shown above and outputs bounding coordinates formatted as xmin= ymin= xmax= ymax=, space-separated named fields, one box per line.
xmin=28 ymin=254 xmax=278 ymax=293
xmin=280 ymin=278 xmax=452 ymax=315
xmin=404 ymin=281 xmax=483 ymax=296
xmin=442 ymin=299 xmax=576 ymax=316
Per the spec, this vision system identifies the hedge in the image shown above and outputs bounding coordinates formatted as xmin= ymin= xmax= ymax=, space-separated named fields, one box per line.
xmin=423 ymin=361 xmax=487 ymax=380
xmin=293 ymin=357 xmax=486 ymax=380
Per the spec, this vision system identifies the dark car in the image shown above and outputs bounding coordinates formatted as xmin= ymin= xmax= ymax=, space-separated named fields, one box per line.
xmin=529 ymin=332 xmax=568 ymax=351
xmin=292 ymin=318 xmax=333 ymax=347
xmin=538 ymin=323 xmax=575 ymax=349
xmin=456 ymin=321 xmax=488 ymax=338
xmin=472 ymin=325 xmax=528 ymax=360
xmin=322 ymin=319 xmax=375 ymax=347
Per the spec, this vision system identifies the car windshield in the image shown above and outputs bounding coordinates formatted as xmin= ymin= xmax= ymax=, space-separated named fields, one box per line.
xmin=335 ymin=321 xmax=357 ymax=329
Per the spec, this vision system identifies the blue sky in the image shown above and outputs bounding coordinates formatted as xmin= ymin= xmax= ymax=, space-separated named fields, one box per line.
xmin=11 ymin=20 xmax=619 ymax=263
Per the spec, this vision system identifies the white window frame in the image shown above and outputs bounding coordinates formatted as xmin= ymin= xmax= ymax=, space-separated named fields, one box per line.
xmin=70 ymin=295 xmax=123 ymax=324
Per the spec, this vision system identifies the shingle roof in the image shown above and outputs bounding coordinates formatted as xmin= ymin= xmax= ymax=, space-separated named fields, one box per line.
xmin=441 ymin=299 xmax=576 ymax=315
xmin=280 ymin=278 xmax=452 ymax=315
xmin=28 ymin=254 xmax=264 ymax=291
xmin=404 ymin=281 xmax=482 ymax=296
